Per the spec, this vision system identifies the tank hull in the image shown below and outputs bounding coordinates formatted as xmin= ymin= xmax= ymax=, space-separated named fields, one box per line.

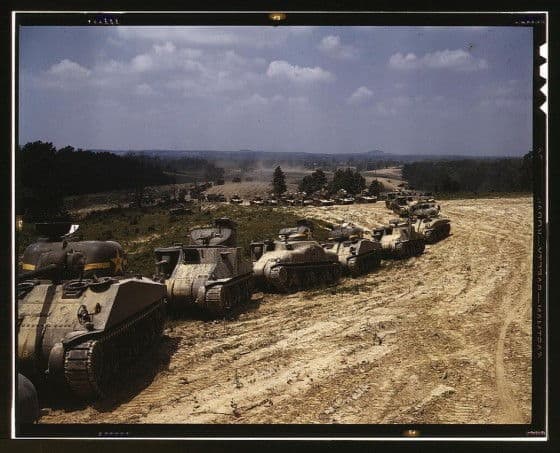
xmin=323 ymin=240 xmax=382 ymax=276
xmin=252 ymin=241 xmax=341 ymax=292
xmin=17 ymin=277 xmax=166 ymax=401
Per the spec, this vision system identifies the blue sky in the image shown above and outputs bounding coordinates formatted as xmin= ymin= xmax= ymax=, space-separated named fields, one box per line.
xmin=19 ymin=26 xmax=533 ymax=156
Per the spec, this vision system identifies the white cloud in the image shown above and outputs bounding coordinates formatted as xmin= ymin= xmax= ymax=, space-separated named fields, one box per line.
xmin=347 ymin=86 xmax=373 ymax=105
xmin=47 ymin=59 xmax=91 ymax=79
xmin=389 ymin=49 xmax=488 ymax=71
xmin=266 ymin=60 xmax=334 ymax=83
xmin=318 ymin=35 xmax=358 ymax=60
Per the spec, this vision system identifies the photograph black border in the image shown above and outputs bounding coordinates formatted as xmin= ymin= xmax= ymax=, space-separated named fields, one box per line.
xmin=3 ymin=5 xmax=553 ymax=446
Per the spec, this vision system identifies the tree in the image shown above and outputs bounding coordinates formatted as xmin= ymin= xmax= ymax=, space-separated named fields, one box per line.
xmin=272 ymin=166 xmax=287 ymax=195
xmin=299 ymin=169 xmax=327 ymax=194
xmin=368 ymin=179 xmax=383 ymax=196
xmin=329 ymin=168 xmax=365 ymax=195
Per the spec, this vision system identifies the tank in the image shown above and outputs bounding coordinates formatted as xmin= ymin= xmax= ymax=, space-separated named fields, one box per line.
xmin=154 ymin=218 xmax=253 ymax=316
xmin=356 ymin=192 xmax=378 ymax=203
xmin=250 ymin=220 xmax=341 ymax=292
xmin=322 ymin=223 xmax=382 ymax=275
xmin=17 ymin=222 xmax=166 ymax=401
xmin=250 ymin=196 xmax=265 ymax=206
xmin=409 ymin=200 xmax=440 ymax=218
xmin=334 ymin=189 xmax=355 ymax=205
xmin=207 ymin=194 xmax=227 ymax=202
xmin=266 ymin=197 xmax=280 ymax=206
xmin=384 ymin=191 xmax=400 ymax=209
xmin=169 ymin=204 xmax=191 ymax=217
xmin=372 ymin=219 xmax=425 ymax=259
xmin=17 ymin=373 xmax=39 ymax=423
xmin=230 ymin=194 xmax=243 ymax=204
xmin=390 ymin=195 xmax=413 ymax=216
xmin=413 ymin=215 xmax=451 ymax=243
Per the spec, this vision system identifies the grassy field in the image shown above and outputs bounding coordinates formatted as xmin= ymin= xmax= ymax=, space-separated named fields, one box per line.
xmin=17 ymin=204 xmax=332 ymax=277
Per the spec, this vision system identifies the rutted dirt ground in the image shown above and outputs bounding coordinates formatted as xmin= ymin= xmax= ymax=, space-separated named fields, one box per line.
xmin=41 ymin=197 xmax=532 ymax=424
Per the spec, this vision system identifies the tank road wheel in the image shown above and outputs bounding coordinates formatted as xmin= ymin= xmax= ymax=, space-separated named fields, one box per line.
xmin=285 ymin=269 xmax=299 ymax=292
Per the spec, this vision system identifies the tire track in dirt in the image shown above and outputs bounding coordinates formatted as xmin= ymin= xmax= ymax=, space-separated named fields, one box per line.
xmin=40 ymin=197 xmax=532 ymax=425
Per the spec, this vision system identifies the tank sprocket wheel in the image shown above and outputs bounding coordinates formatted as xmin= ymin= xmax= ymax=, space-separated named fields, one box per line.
xmin=270 ymin=266 xmax=289 ymax=292
xmin=205 ymin=285 xmax=227 ymax=316
xmin=347 ymin=257 xmax=361 ymax=276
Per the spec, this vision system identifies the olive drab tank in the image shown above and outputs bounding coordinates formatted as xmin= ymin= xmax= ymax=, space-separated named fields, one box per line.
xmin=250 ymin=219 xmax=341 ymax=292
xmin=17 ymin=373 xmax=39 ymax=423
xmin=409 ymin=200 xmax=441 ymax=218
xmin=154 ymin=218 xmax=253 ymax=316
xmin=230 ymin=194 xmax=243 ymax=204
xmin=17 ymin=222 xmax=166 ymax=402
xmin=322 ymin=223 xmax=382 ymax=276
xmin=413 ymin=215 xmax=451 ymax=243
xmin=372 ymin=219 xmax=425 ymax=259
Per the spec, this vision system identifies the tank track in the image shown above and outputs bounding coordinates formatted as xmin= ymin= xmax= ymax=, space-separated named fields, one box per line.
xmin=63 ymin=300 xmax=166 ymax=401
xmin=268 ymin=263 xmax=341 ymax=293
xmin=346 ymin=252 xmax=382 ymax=276
xmin=394 ymin=239 xmax=425 ymax=258
xmin=425 ymin=223 xmax=451 ymax=244
xmin=203 ymin=275 xmax=252 ymax=317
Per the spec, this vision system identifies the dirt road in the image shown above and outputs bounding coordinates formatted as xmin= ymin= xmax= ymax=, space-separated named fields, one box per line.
xmin=41 ymin=197 xmax=532 ymax=425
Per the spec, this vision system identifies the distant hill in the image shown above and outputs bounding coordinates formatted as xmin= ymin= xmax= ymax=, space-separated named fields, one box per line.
xmin=89 ymin=148 xmax=505 ymax=163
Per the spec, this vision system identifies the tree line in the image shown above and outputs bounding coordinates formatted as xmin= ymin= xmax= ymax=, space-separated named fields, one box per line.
xmin=401 ymin=152 xmax=533 ymax=194
xmin=18 ymin=141 xmax=173 ymax=219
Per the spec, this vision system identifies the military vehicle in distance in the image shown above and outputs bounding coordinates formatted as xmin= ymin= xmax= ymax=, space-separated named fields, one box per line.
xmin=154 ymin=218 xmax=253 ymax=316
xmin=322 ymin=222 xmax=382 ymax=275
xmin=372 ymin=219 xmax=425 ymax=259
xmin=409 ymin=200 xmax=440 ymax=218
xmin=413 ymin=216 xmax=451 ymax=243
xmin=169 ymin=204 xmax=192 ymax=217
xmin=384 ymin=191 xmax=401 ymax=209
xmin=230 ymin=194 xmax=243 ymax=204
xmin=17 ymin=222 xmax=166 ymax=401
xmin=334 ymin=189 xmax=355 ymax=205
xmin=314 ymin=197 xmax=335 ymax=207
xmin=250 ymin=196 xmax=265 ymax=206
xmin=356 ymin=191 xmax=378 ymax=203
xmin=266 ymin=197 xmax=280 ymax=206
xmin=250 ymin=219 xmax=341 ymax=292
xmin=206 ymin=194 xmax=227 ymax=202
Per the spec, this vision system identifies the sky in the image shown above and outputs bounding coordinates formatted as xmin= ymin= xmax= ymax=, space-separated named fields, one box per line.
xmin=18 ymin=25 xmax=533 ymax=156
